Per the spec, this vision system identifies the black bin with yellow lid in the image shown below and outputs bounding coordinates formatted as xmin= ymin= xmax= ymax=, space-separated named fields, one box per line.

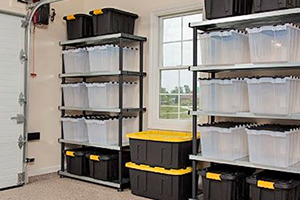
xmin=89 ymin=8 xmax=138 ymax=36
xmin=126 ymin=162 xmax=192 ymax=200
xmin=200 ymin=164 xmax=255 ymax=200
xmin=126 ymin=130 xmax=200 ymax=169
xmin=247 ymin=170 xmax=300 ymax=200
xmin=63 ymin=14 xmax=93 ymax=40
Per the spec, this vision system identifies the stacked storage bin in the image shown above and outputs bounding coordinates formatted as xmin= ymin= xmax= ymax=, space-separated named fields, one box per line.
xmin=200 ymin=78 xmax=249 ymax=113
xmin=199 ymin=30 xmax=250 ymax=65
xmin=126 ymin=130 xmax=200 ymax=200
xmin=247 ymin=171 xmax=300 ymax=200
xmin=199 ymin=122 xmax=252 ymax=161
xmin=200 ymin=165 xmax=255 ymax=200
xmin=64 ymin=148 xmax=130 ymax=181
xmin=246 ymin=124 xmax=300 ymax=168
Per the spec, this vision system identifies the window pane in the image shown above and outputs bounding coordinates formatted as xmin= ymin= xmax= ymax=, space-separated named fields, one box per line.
xmin=163 ymin=42 xmax=181 ymax=67
xmin=161 ymin=70 xmax=179 ymax=94
xmin=183 ymin=41 xmax=192 ymax=66
xmin=183 ymin=14 xmax=203 ymax=40
xmin=180 ymin=106 xmax=191 ymax=119
xmin=180 ymin=70 xmax=192 ymax=94
xmin=163 ymin=17 xmax=182 ymax=42
xmin=160 ymin=95 xmax=179 ymax=119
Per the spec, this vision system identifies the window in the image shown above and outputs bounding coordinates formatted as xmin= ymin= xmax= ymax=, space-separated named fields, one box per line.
xmin=148 ymin=4 xmax=205 ymax=131
xmin=159 ymin=13 xmax=202 ymax=120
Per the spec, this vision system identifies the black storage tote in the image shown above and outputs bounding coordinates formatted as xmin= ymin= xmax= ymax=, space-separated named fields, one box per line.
xmin=63 ymin=14 xmax=93 ymax=40
xmin=126 ymin=130 xmax=200 ymax=169
xmin=253 ymin=0 xmax=299 ymax=13
xmin=247 ymin=171 xmax=300 ymax=200
xmin=89 ymin=8 xmax=138 ymax=36
xmin=65 ymin=149 xmax=90 ymax=176
xmin=126 ymin=162 xmax=192 ymax=200
xmin=200 ymin=165 xmax=255 ymax=200
xmin=205 ymin=0 xmax=253 ymax=19
xmin=88 ymin=152 xmax=130 ymax=181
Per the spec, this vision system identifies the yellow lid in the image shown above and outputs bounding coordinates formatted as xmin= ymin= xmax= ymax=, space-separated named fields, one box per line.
xmin=257 ymin=180 xmax=275 ymax=190
xmin=93 ymin=9 xmax=103 ymax=15
xmin=126 ymin=130 xmax=200 ymax=143
xmin=66 ymin=15 xmax=76 ymax=20
xmin=126 ymin=162 xmax=192 ymax=175
xmin=90 ymin=155 xmax=100 ymax=161
xmin=206 ymin=172 xmax=221 ymax=181
xmin=66 ymin=151 xmax=75 ymax=157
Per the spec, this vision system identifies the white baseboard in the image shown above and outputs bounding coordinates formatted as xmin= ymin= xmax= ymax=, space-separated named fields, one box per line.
xmin=28 ymin=165 xmax=61 ymax=177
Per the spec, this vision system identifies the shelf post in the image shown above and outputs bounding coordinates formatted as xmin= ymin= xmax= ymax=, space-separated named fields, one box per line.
xmin=118 ymin=38 xmax=124 ymax=190
xmin=192 ymin=27 xmax=199 ymax=200
xmin=139 ymin=41 xmax=144 ymax=131
xmin=60 ymin=46 xmax=66 ymax=174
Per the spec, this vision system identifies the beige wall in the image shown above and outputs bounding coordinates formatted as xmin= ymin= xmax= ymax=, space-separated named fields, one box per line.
xmin=0 ymin=0 xmax=200 ymax=176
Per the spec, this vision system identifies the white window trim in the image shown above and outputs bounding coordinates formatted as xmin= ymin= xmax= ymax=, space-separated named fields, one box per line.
xmin=148 ymin=2 xmax=203 ymax=131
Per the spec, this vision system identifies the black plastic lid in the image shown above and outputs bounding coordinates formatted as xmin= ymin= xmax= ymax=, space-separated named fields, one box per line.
xmin=63 ymin=14 xmax=92 ymax=21
xmin=199 ymin=122 xmax=253 ymax=129
xmin=89 ymin=8 xmax=139 ymax=18
xmin=247 ymin=124 xmax=300 ymax=132
xmin=247 ymin=171 xmax=300 ymax=190
xmin=199 ymin=165 xmax=255 ymax=181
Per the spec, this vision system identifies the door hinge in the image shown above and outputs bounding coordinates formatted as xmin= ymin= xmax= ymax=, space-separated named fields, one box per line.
xmin=18 ymin=172 xmax=25 ymax=185
xmin=18 ymin=135 xmax=26 ymax=149
xmin=19 ymin=49 xmax=27 ymax=64
xmin=11 ymin=114 xmax=25 ymax=124
xmin=19 ymin=92 xmax=26 ymax=106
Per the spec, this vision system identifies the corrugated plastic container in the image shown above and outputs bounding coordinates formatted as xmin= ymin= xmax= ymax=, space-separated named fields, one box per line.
xmin=63 ymin=48 xmax=90 ymax=73
xmin=127 ymin=130 xmax=200 ymax=169
xmin=199 ymin=122 xmax=250 ymax=161
xmin=62 ymin=83 xmax=88 ymax=108
xmin=62 ymin=117 xmax=88 ymax=142
xmin=246 ymin=124 xmax=300 ymax=168
xmin=87 ymin=45 xmax=137 ymax=72
xmin=85 ymin=117 xmax=137 ymax=145
xmin=247 ymin=77 xmax=300 ymax=115
xmin=86 ymin=82 xmax=138 ymax=108
xmin=200 ymin=78 xmax=249 ymax=113
xmin=200 ymin=30 xmax=250 ymax=65
xmin=247 ymin=24 xmax=300 ymax=63
xmin=126 ymin=162 xmax=192 ymax=200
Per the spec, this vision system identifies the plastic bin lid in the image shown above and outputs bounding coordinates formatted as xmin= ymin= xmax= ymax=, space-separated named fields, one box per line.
xmin=87 ymin=153 xmax=118 ymax=161
xmin=199 ymin=165 xmax=255 ymax=181
xmin=247 ymin=171 xmax=300 ymax=190
xmin=126 ymin=162 xmax=192 ymax=175
xmin=63 ymin=14 xmax=92 ymax=21
xmin=65 ymin=150 xmax=85 ymax=157
xmin=126 ymin=130 xmax=200 ymax=143
xmin=89 ymin=8 xmax=138 ymax=18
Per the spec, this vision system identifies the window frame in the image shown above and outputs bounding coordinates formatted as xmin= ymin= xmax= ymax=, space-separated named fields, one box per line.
xmin=148 ymin=3 xmax=204 ymax=131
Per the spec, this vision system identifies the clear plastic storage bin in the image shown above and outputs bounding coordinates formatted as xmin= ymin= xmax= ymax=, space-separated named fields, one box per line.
xmin=87 ymin=45 xmax=137 ymax=72
xmin=200 ymin=78 xmax=249 ymax=113
xmin=246 ymin=125 xmax=300 ymax=168
xmin=62 ymin=117 xmax=88 ymax=142
xmin=85 ymin=117 xmax=137 ymax=145
xmin=63 ymin=48 xmax=90 ymax=73
xmin=247 ymin=77 xmax=300 ymax=115
xmin=62 ymin=83 xmax=88 ymax=108
xmin=198 ymin=122 xmax=250 ymax=160
xmin=86 ymin=82 xmax=138 ymax=108
xmin=200 ymin=30 xmax=250 ymax=65
xmin=247 ymin=24 xmax=300 ymax=63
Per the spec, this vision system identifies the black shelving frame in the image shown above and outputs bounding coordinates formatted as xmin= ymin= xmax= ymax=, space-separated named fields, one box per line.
xmin=58 ymin=33 xmax=147 ymax=191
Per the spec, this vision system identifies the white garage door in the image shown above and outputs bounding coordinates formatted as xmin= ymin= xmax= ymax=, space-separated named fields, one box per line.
xmin=0 ymin=12 xmax=25 ymax=189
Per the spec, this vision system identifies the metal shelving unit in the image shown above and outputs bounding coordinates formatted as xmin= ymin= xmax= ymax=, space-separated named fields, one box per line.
xmin=58 ymin=33 xmax=147 ymax=191
xmin=189 ymin=8 xmax=300 ymax=200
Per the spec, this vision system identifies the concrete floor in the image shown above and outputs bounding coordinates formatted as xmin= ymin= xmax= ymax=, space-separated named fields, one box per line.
xmin=0 ymin=174 xmax=147 ymax=200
